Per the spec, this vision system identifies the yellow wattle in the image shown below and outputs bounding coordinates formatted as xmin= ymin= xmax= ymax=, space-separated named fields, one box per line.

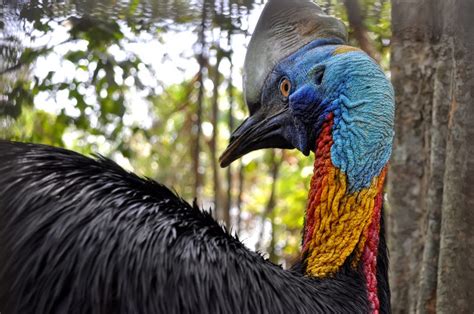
xmin=304 ymin=168 xmax=383 ymax=277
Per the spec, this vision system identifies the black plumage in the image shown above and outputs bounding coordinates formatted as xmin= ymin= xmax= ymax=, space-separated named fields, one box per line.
xmin=0 ymin=141 xmax=382 ymax=314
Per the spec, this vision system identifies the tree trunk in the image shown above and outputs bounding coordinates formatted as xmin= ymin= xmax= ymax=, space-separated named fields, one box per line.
xmin=225 ymin=41 xmax=235 ymax=229
xmin=389 ymin=2 xmax=438 ymax=312
xmin=192 ymin=2 xmax=208 ymax=200
xmin=436 ymin=0 xmax=474 ymax=312
xmin=236 ymin=160 xmax=244 ymax=235
xmin=389 ymin=0 xmax=474 ymax=313
xmin=210 ymin=55 xmax=226 ymax=225
xmin=415 ymin=42 xmax=450 ymax=314
xmin=343 ymin=0 xmax=380 ymax=62
xmin=256 ymin=150 xmax=281 ymax=251
xmin=268 ymin=212 xmax=278 ymax=264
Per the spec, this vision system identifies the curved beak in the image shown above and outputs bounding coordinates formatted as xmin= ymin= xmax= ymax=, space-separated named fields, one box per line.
xmin=219 ymin=106 xmax=299 ymax=167
xmin=220 ymin=0 xmax=347 ymax=168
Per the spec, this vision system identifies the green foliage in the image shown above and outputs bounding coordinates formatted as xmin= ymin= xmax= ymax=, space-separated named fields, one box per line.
xmin=1 ymin=0 xmax=392 ymax=266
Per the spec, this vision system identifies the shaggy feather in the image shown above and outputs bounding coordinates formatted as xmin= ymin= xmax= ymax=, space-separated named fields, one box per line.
xmin=0 ymin=141 xmax=372 ymax=314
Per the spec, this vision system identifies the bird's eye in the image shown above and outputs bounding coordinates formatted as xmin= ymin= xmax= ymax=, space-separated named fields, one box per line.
xmin=314 ymin=65 xmax=326 ymax=85
xmin=279 ymin=78 xmax=291 ymax=97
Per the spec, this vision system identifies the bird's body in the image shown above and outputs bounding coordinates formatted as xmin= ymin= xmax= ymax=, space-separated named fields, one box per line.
xmin=0 ymin=141 xmax=383 ymax=313
xmin=0 ymin=0 xmax=396 ymax=312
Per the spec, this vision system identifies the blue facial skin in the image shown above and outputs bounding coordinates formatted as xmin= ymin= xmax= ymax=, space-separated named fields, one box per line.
xmin=267 ymin=39 xmax=395 ymax=191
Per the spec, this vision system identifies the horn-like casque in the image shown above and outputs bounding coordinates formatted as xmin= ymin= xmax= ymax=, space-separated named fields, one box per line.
xmin=244 ymin=0 xmax=347 ymax=110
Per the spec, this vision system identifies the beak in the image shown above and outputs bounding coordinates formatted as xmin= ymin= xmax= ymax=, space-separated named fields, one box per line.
xmin=219 ymin=106 xmax=301 ymax=167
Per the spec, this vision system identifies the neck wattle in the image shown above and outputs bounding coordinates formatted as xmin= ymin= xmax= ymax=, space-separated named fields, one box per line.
xmin=302 ymin=113 xmax=386 ymax=312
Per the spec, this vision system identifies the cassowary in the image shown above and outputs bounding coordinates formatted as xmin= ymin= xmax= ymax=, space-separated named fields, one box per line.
xmin=0 ymin=0 xmax=394 ymax=313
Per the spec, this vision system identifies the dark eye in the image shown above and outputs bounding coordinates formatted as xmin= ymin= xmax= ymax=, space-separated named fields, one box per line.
xmin=314 ymin=65 xmax=325 ymax=85
xmin=279 ymin=78 xmax=291 ymax=97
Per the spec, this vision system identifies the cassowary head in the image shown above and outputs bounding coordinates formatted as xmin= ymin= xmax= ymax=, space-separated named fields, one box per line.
xmin=220 ymin=0 xmax=394 ymax=192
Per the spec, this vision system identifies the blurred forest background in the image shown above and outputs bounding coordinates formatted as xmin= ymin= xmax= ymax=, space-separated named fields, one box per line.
xmin=0 ymin=0 xmax=391 ymax=266
xmin=1 ymin=0 xmax=473 ymax=313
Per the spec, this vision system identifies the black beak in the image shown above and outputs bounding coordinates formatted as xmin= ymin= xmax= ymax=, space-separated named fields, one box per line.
xmin=219 ymin=106 xmax=296 ymax=167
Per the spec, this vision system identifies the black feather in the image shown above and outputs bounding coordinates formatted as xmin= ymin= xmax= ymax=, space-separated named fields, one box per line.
xmin=0 ymin=141 xmax=375 ymax=314
xmin=377 ymin=210 xmax=391 ymax=313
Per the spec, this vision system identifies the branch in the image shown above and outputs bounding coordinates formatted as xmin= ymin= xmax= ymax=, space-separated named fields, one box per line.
xmin=343 ymin=0 xmax=381 ymax=62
